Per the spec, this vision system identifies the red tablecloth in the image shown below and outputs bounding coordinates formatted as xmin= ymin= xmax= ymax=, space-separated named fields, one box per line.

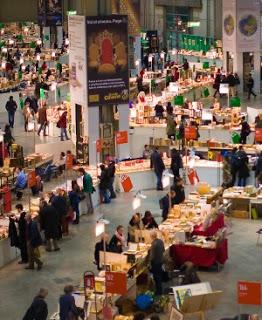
xmin=193 ymin=214 xmax=225 ymax=237
xmin=170 ymin=239 xmax=228 ymax=267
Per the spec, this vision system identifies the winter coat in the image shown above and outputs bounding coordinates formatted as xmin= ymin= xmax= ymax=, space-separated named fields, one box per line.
xmin=38 ymin=107 xmax=47 ymax=124
xmin=150 ymin=151 xmax=165 ymax=174
xmin=27 ymin=220 xmax=42 ymax=248
xmin=23 ymin=296 xmax=48 ymax=320
xmin=57 ymin=112 xmax=67 ymax=129
xmin=39 ymin=204 xmax=60 ymax=239
xmin=51 ymin=195 xmax=68 ymax=217
xmin=8 ymin=219 xmax=19 ymax=247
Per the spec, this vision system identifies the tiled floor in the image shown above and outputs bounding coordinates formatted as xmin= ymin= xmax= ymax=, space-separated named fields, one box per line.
xmin=0 ymin=91 xmax=261 ymax=319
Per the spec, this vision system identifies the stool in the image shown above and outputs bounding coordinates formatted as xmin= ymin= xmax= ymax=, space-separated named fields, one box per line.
xmin=256 ymin=229 xmax=262 ymax=246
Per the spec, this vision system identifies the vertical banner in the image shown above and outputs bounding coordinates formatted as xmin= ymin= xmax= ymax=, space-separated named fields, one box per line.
xmin=222 ymin=0 xmax=237 ymax=52
xmin=236 ymin=0 xmax=261 ymax=52
xmin=68 ymin=15 xmax=88 ymax=107
xmin=86 ymin=15 xmax=129 ymax=106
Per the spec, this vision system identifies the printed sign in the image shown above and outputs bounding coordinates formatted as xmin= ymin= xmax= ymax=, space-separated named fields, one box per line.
xmin=105 ymin=271 xmax=127 ymax=295
xmin=116 ymin=131 xmax=128 ymax=144
xmin=237 ymin=281 xmax=262 ymax=305
xmin=86 ymin=15 xmax=129 ymax=106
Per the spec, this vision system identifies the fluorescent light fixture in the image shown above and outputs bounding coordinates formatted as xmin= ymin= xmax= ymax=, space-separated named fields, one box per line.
xmin=132 ymin=197 xmax=141 ymax=210
xmin=135 ymin=60 xmax=139 ymax=67
xmin=20 ymin=58 xmax=24 ymax=65
xmin=36 ymin=39 xmax=42 ymax=45
xmin=95 ymin=222 xmax=105 ymax=237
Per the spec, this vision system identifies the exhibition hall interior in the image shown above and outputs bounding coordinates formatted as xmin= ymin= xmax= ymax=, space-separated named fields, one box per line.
xmin=0 ymin=0 xmax=262 ymax=319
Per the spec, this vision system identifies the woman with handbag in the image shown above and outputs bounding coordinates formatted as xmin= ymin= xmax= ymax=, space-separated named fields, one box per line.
xmin=69 ymin=180 xmax=81 ymax=224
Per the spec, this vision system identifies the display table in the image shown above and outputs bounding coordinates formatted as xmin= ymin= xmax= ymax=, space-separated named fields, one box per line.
xmin=170 ymin=239 xmax=228 ymax=267
xmin=0 ymin=238 xmax=18 ymax=268
xmin=193 ymin=214 xmax=225 ymax=237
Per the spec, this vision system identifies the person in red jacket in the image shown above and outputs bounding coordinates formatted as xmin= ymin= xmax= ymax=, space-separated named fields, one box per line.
xmin=57 ymin=110 xmax=69 ymax=141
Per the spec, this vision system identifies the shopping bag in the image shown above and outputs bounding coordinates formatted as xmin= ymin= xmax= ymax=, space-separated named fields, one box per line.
xmin=188 ymin=168 xmax=199 ymax=185
xmin=232 ymin=132 xmax=241 ymax=144
xmin=230 ymin=96 xmax=241 ymax=107
xmin=120 ymin=174 xmax=133 ymax=192
xmin=203 ymin=87 xmax=210 ymax=97
xmin=251 ymin=208 xmax=258 ymax=220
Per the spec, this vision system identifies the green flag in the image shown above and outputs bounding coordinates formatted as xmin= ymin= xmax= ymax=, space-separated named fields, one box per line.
xmin=40 ymin=88 xmax=45 ymax=100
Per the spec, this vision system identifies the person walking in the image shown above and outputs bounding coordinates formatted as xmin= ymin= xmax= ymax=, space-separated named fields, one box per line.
xmin=14 ymin=204 xmax=28 ymax=264
xmin=150 ymin=147 xmax=165 ymax=190
xmin=247 ymin=73 xmax=257 ymax=99
xmin=213 ymin=69 xmax=221 ymax=98
xmin=78 ymin=168 xmax=94 ymax=214
xmin=23 ymin=102 xmax=31 ymax=132
xmin=69 ymin=180 xmax=81 ymax=224
xmin=39 ymin=199 xmax=60 ymax=252
xmin=25 ymin=213 xmax=43 ymax=270
xmin=170 ymin=148 xmax=183 ymax=179
xmin=5 ymin=96 xmax=17 ymax=128
xmin=150 ymin=230 xmax=165 ymax=296
xmin=37 ymin=104 xmax=48 ymax=136
xmin=57 ymin=110 xmax=69 ymax=141
xmin=59 ymin=285 xmax=80 ymax=320
xmin=240 ymin=116 xmax=251 ymax=145
xmin=23 ymin=288 xmax=48 ymax=320
xmin=108 ymin=160 xmax=116 ymax=199
xmin=98 ymin=164 xmax=111 ymax=203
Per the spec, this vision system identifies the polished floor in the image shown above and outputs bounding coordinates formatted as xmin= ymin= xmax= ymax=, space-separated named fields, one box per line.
xmin=0 ymin=91 xmax=262 ymax=319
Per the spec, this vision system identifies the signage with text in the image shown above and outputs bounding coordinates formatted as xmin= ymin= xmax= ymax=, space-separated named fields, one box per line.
xmin=86 ymin=15 xmax=129 ymax=106
xmin=105 ymin=271 xmax=127 ymax=295
xmin=237 ymin=281 xmax=262 ymax=305
xmin=116 ymin=131 xmax=128 ymax=144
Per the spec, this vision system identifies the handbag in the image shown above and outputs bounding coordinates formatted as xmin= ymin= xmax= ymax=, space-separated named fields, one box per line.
xmin=78 ymin=192 xmax=86 ymax=200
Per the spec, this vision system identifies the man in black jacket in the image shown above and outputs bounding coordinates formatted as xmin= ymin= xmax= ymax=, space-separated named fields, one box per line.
xmin=25 ymin=213 xmax=43 ymax=270
xmin=150 ymin=148 xmax=165 ymax=190
xmin=23 ymin=288 xmax=48 ymax=320
xmin=15 ymin=204 xmax=28 ymax=264
xmin=5 ymin=96 xmax=17 ymax=128
xmin=94 ymin=233 xmax=110 ymax=270
xmin=51 ymin=189 xmax=68 ymax=238
xmin=247 ymin=73 xmax=256 ymax=99
xmin=39 ymin=199 xmax=60 ymax=252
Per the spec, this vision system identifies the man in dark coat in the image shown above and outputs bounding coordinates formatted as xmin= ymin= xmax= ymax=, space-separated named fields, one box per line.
xmin=5 ymin=95 xmax=17 ymax=128
xmin=94 ymin=233 xmax=110 ymax=270
xmin=39 ymin=200 xmax=60 ymax=252
xmin=37 ymin=105 xmax=48 ymax=136
xmin=51 ymin=189 xmax=68 ymax=238
xmin=25 ymin=213 xmax=43 ymax=270
xmin=23 ymin=288 xmax=48 ymax=320
xmin=15 ymin=204 xmax=28 ymax=264
xmin=150 ymin=148 xmax=165 ymax=190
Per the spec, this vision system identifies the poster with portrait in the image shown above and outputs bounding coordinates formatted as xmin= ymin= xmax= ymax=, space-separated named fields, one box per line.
xmin=222 ymin=0 xmax=237 ymax=52
xmin=236 ymin=0 xmax=260 ymax=52
xmin=86 ymin=15 xmax=129 ymax=106
xmin=46 ymin=0 xmax=63 ymax=26
xmin=37 ymin=0 xmax=47 ymax=26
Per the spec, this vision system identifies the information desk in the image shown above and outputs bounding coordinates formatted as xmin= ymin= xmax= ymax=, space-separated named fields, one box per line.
xmin=170 ymin=239 xmax=228 ymax=267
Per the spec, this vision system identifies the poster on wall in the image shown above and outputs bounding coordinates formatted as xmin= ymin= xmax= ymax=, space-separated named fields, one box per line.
xmin=68 ymin=15 xmax=87 ymax=107
xmin=86 ymin=15 xmax=129 ymax=106
xmin=46 ymin=0 xmax=63 ymax=26
xmin=236 ymin=0 xmax=261 ymax=52
xmin=222 ymin=0 xmax=236 ymax=51
xmin=37 ymin=0 xmax=47 ymax=26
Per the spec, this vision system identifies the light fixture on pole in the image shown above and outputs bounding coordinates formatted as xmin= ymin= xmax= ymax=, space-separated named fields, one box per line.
xmin=20 ymin=57 xmax=24 ymax=65
xmin=36 ymin=39 xmax=42 ymax=46
xmin=2 ymin=47 xmax=7 ymax=53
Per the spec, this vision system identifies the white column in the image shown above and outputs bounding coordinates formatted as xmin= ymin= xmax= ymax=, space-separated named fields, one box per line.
xmin=118 ymin=104 xmax=130 ymax=159
xmin=56 ymin=26 xmax=63 ymax=48
xmin=233 ymin=51 xmax=243 ymax=94
xmin=88 ymin=106 xmax=100 ymax=166
xmin=253 ymin=51 xmax=261 ymax=94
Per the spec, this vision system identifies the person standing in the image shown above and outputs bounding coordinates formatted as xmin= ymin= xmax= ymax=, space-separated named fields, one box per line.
xmin=94 ymin=233 xmax=110 ymax=269
xmin=240 ymin=116 xmax=251 ymax=145
xmin=25 ymin=213 xmax=43 ymax=270
xmin=39 ymin=199 xmax=60 ymax=252
xmin=230 ymin=147 xmax=239 ymax=186
xmin=154 ymin=102 xmax=164 ymax=118
xmin=213 ymin=69 xmax=221 ymax=98
xmin=247 ymin=73 xmax=257 ymax=99
xmin=150 ymin=231 xmax=165 ymax=296
xmin=37 ymin=104 xmax=48 ymax=136
xmin=23 ymin=102 xmax=31 ymax=132
xmin=23 ymin=288 xmax=48 ymax=320
xmin=57 ymin=110 xmax=69 ymax=141
xmin=51 ymin=189 xmax=68 ymax=237
xmin=150 ymin=147 xmax=165 ymax=190
xmin=78 ymin=168 xmax=94 ymax=214
xmin=15 ymin=204 xmax=28 ymax=264
xmin=166 ymin=113 xmax=176 ymax=140
xmin=5 ymin=96 xmax=17 ymax=128
xmin=170 ymin=148 xmax=183 ymax=179
xmin=108 ymin=160 xmax=116 ymax=199
xmin=4 ymin=124 xmax=15 ymax=154
xmin=227 ymin=72 xmax=236 ymax=97
xmin=59 ymin=285 xmax=79 ymax=320
xmin=160 ymin=188 xmax=176 ymax=221
xmin=69 ymin=180 xmax=81 ymax=224
xmin=98 ymin=164 xmax=111 ymax=203
xmin=237 ymin=146 xmax=249 ymax=187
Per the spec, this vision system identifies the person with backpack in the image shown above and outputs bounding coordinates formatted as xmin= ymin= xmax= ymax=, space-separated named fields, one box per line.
xmin=240 ymin=116 xmax=251 ymax=144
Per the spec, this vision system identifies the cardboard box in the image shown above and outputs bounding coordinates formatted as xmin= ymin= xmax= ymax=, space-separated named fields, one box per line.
xmin=231 ymin=210 xmax=249 ymax=219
